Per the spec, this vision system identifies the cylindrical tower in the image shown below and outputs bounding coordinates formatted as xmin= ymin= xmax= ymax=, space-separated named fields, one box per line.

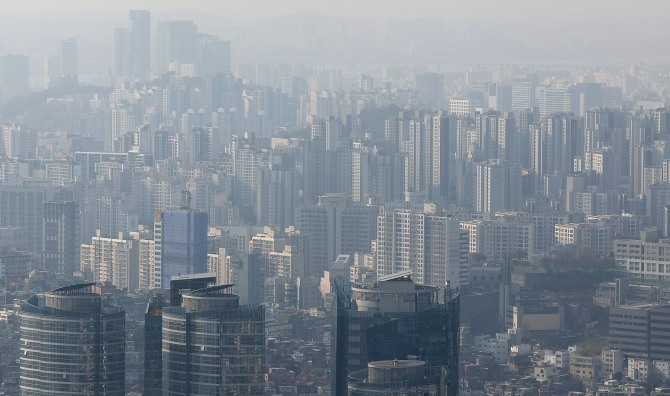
xmin=20 ymin=283 xmax=125 ymax=396
xmin=162 ymin=285 xmax=265 ymax=396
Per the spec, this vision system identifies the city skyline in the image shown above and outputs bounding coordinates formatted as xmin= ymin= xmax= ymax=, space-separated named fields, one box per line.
xmin=2 ymin=2 xmax=670 ymax=395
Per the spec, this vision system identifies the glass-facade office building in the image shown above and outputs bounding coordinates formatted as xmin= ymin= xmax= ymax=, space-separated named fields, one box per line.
xmin=19 ymin=283 xmax=125 ymax=396
xmin=144 ymin=294 xmax=167 ymax=396
xmin=155 ymin=209 xmax=208 ymax=288
xmin=144 ymin=275 xmax=217 ymax=396
xmin=333 ymin=272 xmax=460 ymax=395
xmin=162 ymin=285 xmax=265 ymax=395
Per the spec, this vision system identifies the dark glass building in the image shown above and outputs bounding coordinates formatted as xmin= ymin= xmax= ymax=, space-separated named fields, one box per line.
xmin=333 ymin=272 xmax=460 ymax=395
xmin=144 ymin=293 xmax=166 ymax=396
xmin=348 ymin=360 xmax=445 ymax=395
xmin=19 ymin=283 xmax=125 ymax=396
xmin=162 ymin=285 xmax=265 ymax=395
xmin=154 ymin=209 xmax=208 ymax=288
xmin=144 ymin=274 xmax=217 ymax=395
xmin=169 ymin=273 xmax=217 ymax=306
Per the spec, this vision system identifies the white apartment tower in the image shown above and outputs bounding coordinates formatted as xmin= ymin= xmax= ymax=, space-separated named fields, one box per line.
xmin=376 ymin=208 xmax=469 ymax=289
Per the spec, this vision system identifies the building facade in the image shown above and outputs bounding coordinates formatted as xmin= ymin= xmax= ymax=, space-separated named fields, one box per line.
xmin=376 ymin=208 xmax=469 ymax=288
xmin=162 ymin=285 xmax=265 ymax=395
xmin=154 ymin=209 xmax=208 ymax=288
xmin=20 ymin=283 xmax=125 ymax=395
xmin=333 ymin=272 xmax=460 ymax=395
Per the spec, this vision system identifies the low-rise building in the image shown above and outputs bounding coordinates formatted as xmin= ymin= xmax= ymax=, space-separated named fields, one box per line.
xmin=543 ymin=349 xmax=570 ymax=370
xmin=569 ymin=352 xmax=601 ymax=381
xmin=534 ymin=363 xmax=559 ymax=382
xmin=474 ymin=335 xmax=509 ymax=364
xmin=601 ymin=349 xmax=623 ymax=379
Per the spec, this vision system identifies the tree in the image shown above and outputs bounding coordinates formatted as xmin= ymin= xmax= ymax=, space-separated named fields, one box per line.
xmin=468 ymin=252 xmax=487 ymax=266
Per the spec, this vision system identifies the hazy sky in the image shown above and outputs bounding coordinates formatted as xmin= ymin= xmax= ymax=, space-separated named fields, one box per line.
xmin=1 ymin=0 xmax=661 ymax=22
xmin=1 ymin=0 xmax=666 ymax=72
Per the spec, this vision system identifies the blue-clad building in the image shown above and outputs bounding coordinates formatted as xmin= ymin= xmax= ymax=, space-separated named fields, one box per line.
xmin=154 ymin=209 xmax=208 ymax=289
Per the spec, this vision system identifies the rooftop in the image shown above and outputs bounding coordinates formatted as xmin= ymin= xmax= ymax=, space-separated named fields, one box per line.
xmin=49 ymin=283 xmax=97 ymax=295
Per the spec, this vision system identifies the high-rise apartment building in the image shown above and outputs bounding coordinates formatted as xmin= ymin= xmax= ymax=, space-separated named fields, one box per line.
xmin=530 ymin=113 xmax=579 ymax=192
xmin=20 ymin=283 xmax=125 ymax=395
xmin=475 ymin=160 xmax=522 ymax=214
xmin=0 ymin=186 xmax=47 ymax=253
xmin=405 ymin=113 xmax=449 ymax=202
xmin=333 ymin=273 xmax=460 ymax=395
xmin=460 ymin=213 xmax=533 ymax=264
xmin=297 ymin=193 xmax=377 ymax=276
xmin=230 ymin=133 xmax=264 ymax=211
xmin=256 ymin=152 xmax=300 ymax=229
xmin=556 ymin=214 xmax=639 ymax=257
xmin=415 ymin=73 xmax=445 ymax=109
xmin=80 ymin=231 xmax=139 ymax=291
xmin=162 ymin=285 xmax=265 ymax=395
xmin=474 ymin=111 xmax=517 ymax=163
xmin=376 ymin=208 xmax=469 ymax=288
xmin=42 ymin=201 xmax=78 ymax=277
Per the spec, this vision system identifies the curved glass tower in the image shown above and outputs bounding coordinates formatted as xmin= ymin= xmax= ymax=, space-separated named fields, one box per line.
xmin=162 ymin=285 xmax=265 ymax=395
xmin=19 ymin=283 xmax=125 ymax=396
xmin=333 ymin=272 xmax=460 ymax=396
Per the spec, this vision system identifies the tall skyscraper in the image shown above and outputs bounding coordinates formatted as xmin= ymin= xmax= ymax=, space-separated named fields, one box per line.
xmin=42 ymin=201 xmax=78 ymax=277
xmin=199 ymin=36 xmax=232 ymax=76
xmin=144 ymin=294 xmax=166 ymax=396
xmin=59 ymin=37 xmax=78 ymax=86
xmin=113 ymin=28 xmax=130 ymax=76
xmin=129 ymin=10 xmax=150 ymax=79
xmin=143 ymin=275 xmax=216 ymax=395
xmin=333 ymin=273 xmax=460 ymax=395
xmin=162 ymin=285 xmax=265 ymax=395
xmin=20 ymin=283 xmax=125 ymax=395
xmin=155 ymin=20 xmax=198 ymax=74
xmin=154 ymin=209 xmax=208 ymax=288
